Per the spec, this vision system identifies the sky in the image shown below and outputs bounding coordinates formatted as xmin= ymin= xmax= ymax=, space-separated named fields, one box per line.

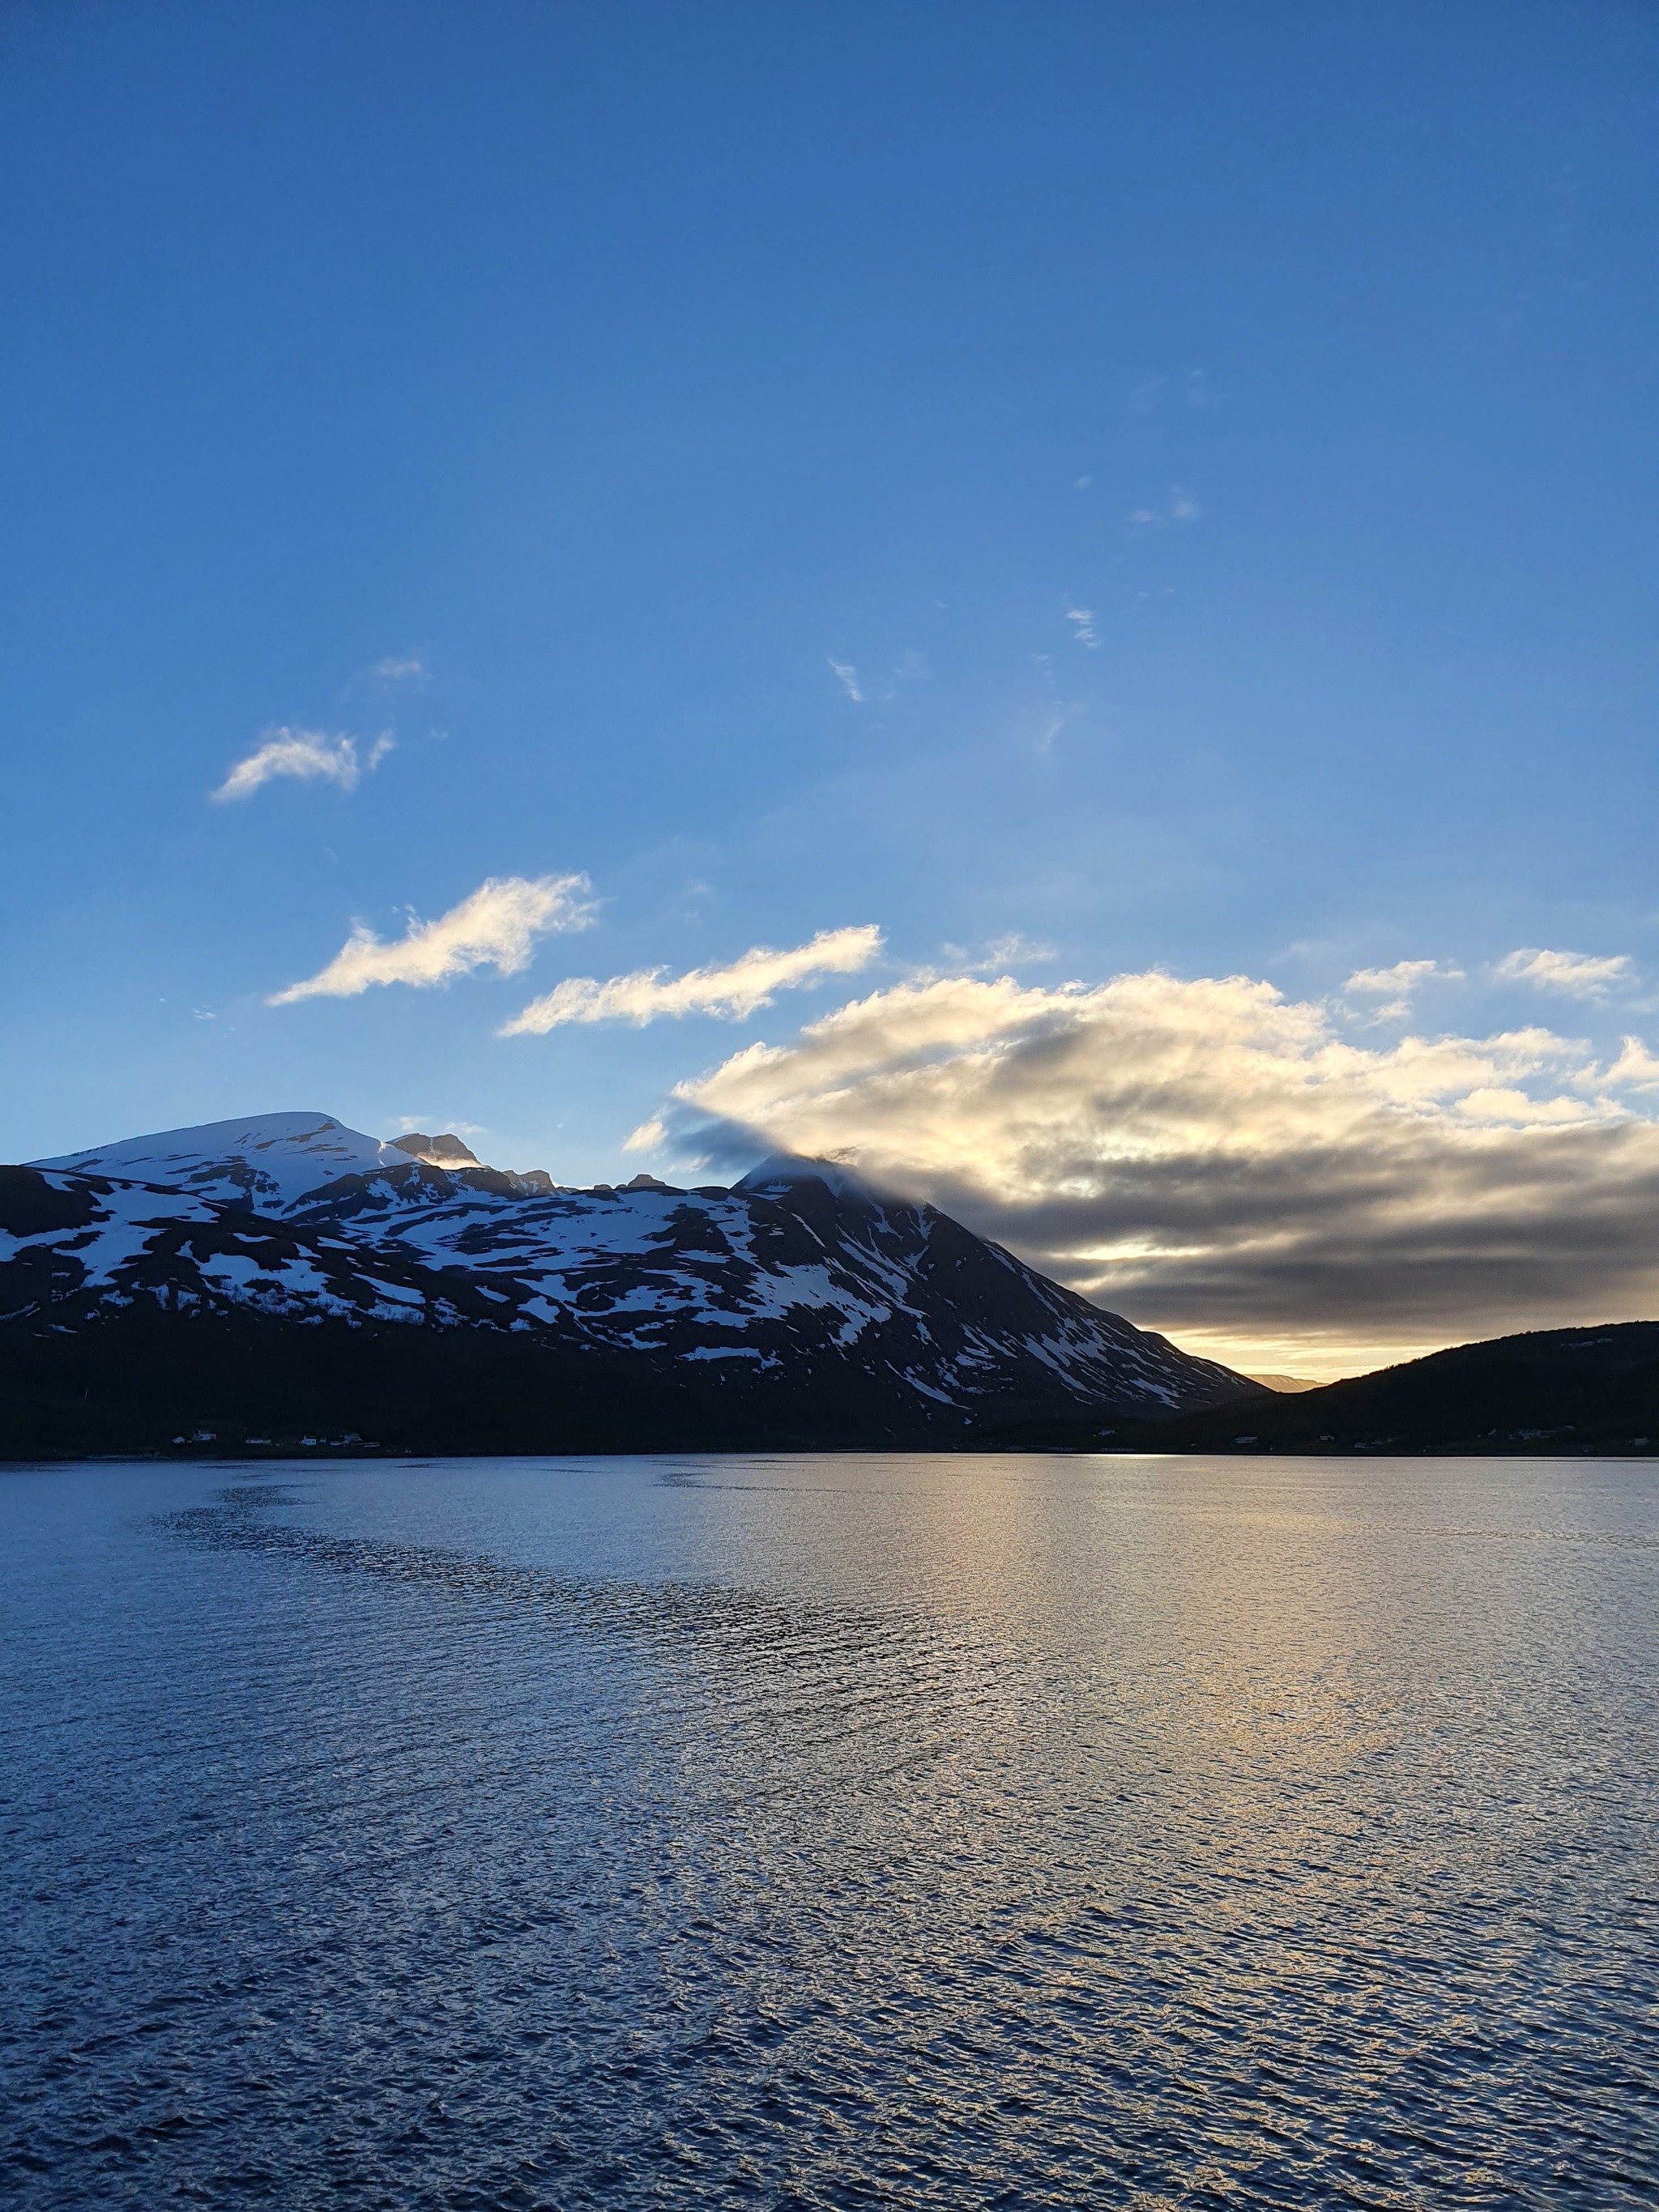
xmin=3 ymin=0 xmax=1658 ymax=1377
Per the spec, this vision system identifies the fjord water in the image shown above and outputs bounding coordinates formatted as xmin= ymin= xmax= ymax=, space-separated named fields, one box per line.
xmin=2 ymin=1456 xmax=1653 ymax=2208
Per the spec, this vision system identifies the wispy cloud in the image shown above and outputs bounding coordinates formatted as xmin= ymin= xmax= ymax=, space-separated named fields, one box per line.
xmin=935 ymin=932 xmax=1058 ymax=975
xmin=1129 ymin=369 xmax=1220 ymax=416
xmin=646 ymin=965 xmax=1659 ymax=1373
xmin=213 ymin=727 xmax=393 ymax=803
xmin=828 ymin=650 xmax=930 ymax=704
xmin=1343 ymin=957 xmax=1462 ymax=1021
xmin=1025 ymin=658 xmax=1082 ymax=758
xmin=501 ymin=924 xmax=884 ymax=1037
xmin=1130 ymin=486 xmax=1202 ymax=526
xmin=1064 ymin=605 xmax=1100 ymax=650
xmin=271 ymin=874 xmax=595 ymax=1005
xmin=1494 ymin=948 xmax=1634 ymax=999
xmin=373 ymin=654 xmax=428 ymax=681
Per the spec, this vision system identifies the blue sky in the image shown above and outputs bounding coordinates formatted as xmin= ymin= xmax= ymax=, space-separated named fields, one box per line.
xmin=5 ymin=2 xmax=1658 ymax=1370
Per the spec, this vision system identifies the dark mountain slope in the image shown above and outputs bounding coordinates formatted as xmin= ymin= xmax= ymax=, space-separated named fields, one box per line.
xmin=0 ymin=1117 xmax=1255 ymax=1456
xmin=983 ymin=1323 xmax=1659 ymax=1455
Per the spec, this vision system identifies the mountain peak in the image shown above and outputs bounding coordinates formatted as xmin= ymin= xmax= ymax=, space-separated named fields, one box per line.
xmin=389 ymin=1132 xmax=482 ymax=1168
xmin=31 ymin=1109 xmax=566 ymax=1210
xmin=734 ymin=1151 xmax=882 ymax=1202
xmin=33 ymin=1110 xmax=423 ymax=1209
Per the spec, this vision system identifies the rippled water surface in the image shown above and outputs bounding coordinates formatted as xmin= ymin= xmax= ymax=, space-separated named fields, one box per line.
xmin=2 ymin=1453 xmax=1655 ymax=2208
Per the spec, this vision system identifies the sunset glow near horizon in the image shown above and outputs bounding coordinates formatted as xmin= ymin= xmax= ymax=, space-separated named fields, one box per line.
xmin=4 ymin=3 xmax=1657 ymax=1379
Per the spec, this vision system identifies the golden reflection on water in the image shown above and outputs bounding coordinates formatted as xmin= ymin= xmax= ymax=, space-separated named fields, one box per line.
xmin=2 ymin=1451 xmax=1652 ymax=2209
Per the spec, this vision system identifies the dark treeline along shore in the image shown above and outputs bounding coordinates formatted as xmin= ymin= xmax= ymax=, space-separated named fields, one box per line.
xmin=3 ymin=1112 xmax=1655 ymax=1461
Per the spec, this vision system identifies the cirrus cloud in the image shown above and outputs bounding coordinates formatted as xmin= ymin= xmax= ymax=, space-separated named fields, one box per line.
xmin=271 ymin=874 xmax=595 ymax=1005
xmin=213 ymin=727 xmax=394 ymax=802
xmin=501 ymin=924 xmax=883 ymax=1037
xmin=642 ymin=967 xmax=1659 ymax=1377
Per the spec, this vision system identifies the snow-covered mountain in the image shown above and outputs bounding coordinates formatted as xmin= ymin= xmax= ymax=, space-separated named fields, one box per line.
xmin=34 ymin=1110 xmax=492 ymax=1209
xmin=3 ymin=1112 xmax=1257 ymax=1456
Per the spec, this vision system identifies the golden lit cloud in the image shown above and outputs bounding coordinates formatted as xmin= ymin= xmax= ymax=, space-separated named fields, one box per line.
xmin=650 ymin=969 xmax=1659 ymax=1378
xmin=271 ymin=875 xmax=595 ymax=1004
xmin=501 ymin=925 xmax=883 ymax=1036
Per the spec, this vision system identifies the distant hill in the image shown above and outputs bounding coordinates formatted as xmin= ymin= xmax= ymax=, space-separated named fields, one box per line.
xmin=0 ymin=1111 xmax=1254 ymax=1458
xmin=980 ymin=1323 xmax=1659 ymax=1456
